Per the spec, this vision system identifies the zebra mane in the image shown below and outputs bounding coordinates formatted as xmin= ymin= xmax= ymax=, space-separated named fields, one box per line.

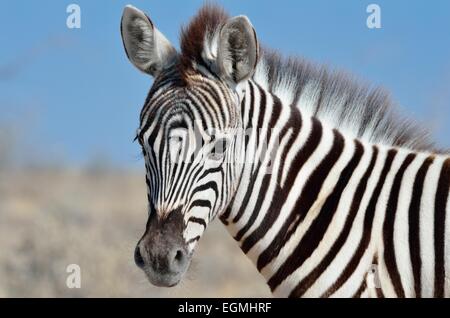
xmin=180 ymin=4 xmax=437 ymax=152
xmin=254 ymin=50 xmax=437 ymax=152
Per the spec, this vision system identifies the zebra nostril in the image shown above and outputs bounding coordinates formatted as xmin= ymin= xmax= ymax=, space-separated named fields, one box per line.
xmin=175 ymin=249 xmax=184 ymax=262
xmin=172 ymin=249 xmax=187 ymax=270
xmin=134 ymin=245 xmax=145 ymax=269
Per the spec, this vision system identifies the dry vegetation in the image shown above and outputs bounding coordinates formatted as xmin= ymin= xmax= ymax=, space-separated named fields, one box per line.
xmin=0 ymin=168 xmax=270 ymax=297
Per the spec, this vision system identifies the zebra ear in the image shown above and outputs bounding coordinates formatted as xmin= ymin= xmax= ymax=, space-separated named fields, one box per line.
xmin=216 ymin=16 xmax=259 ymax=85
xmin=121 ymin=5 xmax=177 ymax=77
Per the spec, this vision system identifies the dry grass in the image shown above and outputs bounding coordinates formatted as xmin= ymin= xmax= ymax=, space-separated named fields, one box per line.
xmin=0 ymin=168 xmax=270 ymax=297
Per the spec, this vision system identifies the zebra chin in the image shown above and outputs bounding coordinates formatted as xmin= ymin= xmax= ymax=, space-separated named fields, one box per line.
xmin=142 ymin=266 xmax=188 ymax=288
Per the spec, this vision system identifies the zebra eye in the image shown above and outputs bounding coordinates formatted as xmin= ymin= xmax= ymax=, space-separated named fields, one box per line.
xmin=209 ymin=138 xmax=229 ymax=160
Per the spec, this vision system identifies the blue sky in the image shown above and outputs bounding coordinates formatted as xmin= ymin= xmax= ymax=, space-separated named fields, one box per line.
xmin=1 ymin=1 xmax=450 ymax=167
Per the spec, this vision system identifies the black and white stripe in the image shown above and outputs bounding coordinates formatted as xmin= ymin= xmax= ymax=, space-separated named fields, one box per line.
xmin=121 ymin=4 xmax=450 ymax=297
xmin=219 ymin=78 xmax=450 ymax=297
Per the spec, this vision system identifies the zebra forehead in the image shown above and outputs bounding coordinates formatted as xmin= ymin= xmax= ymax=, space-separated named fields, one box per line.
xmin=138 ymin=74 xmax=238 ymax=136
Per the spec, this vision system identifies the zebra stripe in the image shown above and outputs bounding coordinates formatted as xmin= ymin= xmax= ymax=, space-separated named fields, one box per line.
xmin=137 ymin=72 xmax=450 ymax=296
xmin=219 ymin=78 xmax=450 ymax=297
xmin=122 ymin=4 xmax=450 ymax=297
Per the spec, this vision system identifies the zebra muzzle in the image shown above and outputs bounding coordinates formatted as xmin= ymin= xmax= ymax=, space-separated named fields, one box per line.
xmin=134 ymin=209 xmax=191 ymax=287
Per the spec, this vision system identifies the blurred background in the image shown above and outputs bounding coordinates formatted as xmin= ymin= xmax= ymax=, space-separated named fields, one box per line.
xmin=0 ymin=0 xmax=449 ymax=297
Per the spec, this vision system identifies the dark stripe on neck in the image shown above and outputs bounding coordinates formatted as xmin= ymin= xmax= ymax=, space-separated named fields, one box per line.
xmin=290 ymin=142 xmax=374 ymax=297
xmin=241 ymin=118 xmax=322 ymax=254
xmin=383 ymin=152 xmax=416 ymax=298
xmin=321 ymin=148 xmax=397 ymax=297
xmin=220 ymin=88 xmax=253 ymax=224
xmin=234 ymin=95 xmax=285 ymax=241
xmin=408 ymin=156 xmax=434 ymax=297
xmin=259 ymin=129 xmax=345 ymax=272
xmin=434 ymin=158 xmax=450 ymax=297
xmin=352 ymin=276 xmax=367 ymax=298
xmin=231 ymin=89 xmax=275 ymax=225
xmin=268 ymin=133 xmax=358 ymax=291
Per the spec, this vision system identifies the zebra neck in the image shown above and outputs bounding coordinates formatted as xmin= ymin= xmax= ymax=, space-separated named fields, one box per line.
xmin=220 ymin=80 xmax=366 ymax=293
xmin=220 ymin=79 xmax=406 ymax=296
xmin=218 ymin=80 xmax=450 ymax=297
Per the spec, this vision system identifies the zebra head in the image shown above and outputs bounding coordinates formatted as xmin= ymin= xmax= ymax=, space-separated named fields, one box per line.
xmin=120 ymin=5 xmax=259 ymax=287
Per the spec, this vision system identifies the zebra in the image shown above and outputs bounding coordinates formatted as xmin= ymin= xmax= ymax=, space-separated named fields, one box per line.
xmin=120 ymin=4 xmax=450 ymax=297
